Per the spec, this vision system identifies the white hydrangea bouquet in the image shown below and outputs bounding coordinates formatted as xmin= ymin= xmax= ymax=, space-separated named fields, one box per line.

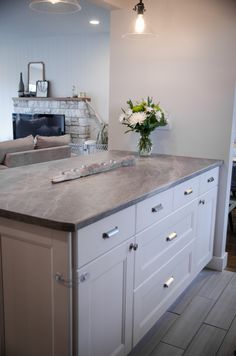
xmin=119 ymin=97 xmax=168 ymax=156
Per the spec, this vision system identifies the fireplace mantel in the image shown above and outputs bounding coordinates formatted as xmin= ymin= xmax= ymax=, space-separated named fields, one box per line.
xmin=12 ymin=97 xmax=91 ymax=101
xmin=12 ymin=97 xmax=92 ymax=144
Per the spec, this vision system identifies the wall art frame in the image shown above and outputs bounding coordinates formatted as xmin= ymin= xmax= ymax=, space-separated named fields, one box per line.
xmin=36 ymin=80 xmax=49 ymax=98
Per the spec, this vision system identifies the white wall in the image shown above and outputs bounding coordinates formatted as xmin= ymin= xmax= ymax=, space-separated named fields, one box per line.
xmin=0 ymin=0 xmax=110 ymax=141
xmin=109 ymin=0 xmax=236 ymax=269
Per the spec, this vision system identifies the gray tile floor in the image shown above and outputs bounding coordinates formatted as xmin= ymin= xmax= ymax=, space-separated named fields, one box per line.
xmin=129 ymin=269 xmax=236 ymax=356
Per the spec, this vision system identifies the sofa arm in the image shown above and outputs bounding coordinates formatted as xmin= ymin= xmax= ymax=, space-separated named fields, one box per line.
xmin=4 ymin=145 xmax=71 ymax=168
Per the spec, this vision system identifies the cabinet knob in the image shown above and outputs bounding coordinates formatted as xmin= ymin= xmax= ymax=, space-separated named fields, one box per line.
xmin=152 ymin=203 xmax=163 ymax=213
xmin=129 ymin=243 xmax=138 ymax=251
xmin=199 ymin=199 xmax=205 ymax=205
xmin=103 ymin=226 xmax=119 ymax=239
xmin=79 ymin=273 xmax=90 ymax=283
xmin=184 ymin=188 xmax=193 ymax=196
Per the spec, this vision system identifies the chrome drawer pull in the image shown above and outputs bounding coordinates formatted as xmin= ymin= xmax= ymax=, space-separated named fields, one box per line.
xmin=152 ymin=204 xmax=163 ymax=213
xmin=166 ymin=232 xmax=177 ymax=242
xmin=207 ymin=177 xmax=214 ymax=183
xmin=102 ymin=226 xmax=119 ymax=239
xmin=164 ymin=276 xmax=174 ymax=288
xmin=184 ymin=188 xmax=193 ymax=196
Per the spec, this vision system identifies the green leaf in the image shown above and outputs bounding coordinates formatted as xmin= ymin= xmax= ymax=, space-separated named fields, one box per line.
xmin=127 ymin=99 xmax=133 ymax=109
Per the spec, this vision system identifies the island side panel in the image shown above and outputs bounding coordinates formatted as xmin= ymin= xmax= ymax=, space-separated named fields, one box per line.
xmin=0 ymin=217 xmax=72 ymax=356
xmin=0 ymin=236 xmax=5 ymax=355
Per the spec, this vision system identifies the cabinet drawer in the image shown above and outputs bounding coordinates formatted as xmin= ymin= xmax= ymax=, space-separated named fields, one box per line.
xmin=173 ymin=176 xmax=199 ymax=210
xmin=77 ymin=206 xmax=135 ymax=268
xmin=136 ymin=189 xmax=173 ymax=232
xmin=199 ymin=167 xmax=219 ymax=195
xmin=133 ymin=241 xmax=194 ymax=346
xmin=135 ymin=199 xmax=197 ymax=288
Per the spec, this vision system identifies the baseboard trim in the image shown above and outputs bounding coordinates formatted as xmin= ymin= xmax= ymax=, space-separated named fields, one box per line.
xmin=206 ymin=253 xmax=228 ymax=271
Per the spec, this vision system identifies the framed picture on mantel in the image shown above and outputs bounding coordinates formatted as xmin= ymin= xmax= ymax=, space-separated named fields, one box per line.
xmin=36 ymin=80 xmax=49 ymax=98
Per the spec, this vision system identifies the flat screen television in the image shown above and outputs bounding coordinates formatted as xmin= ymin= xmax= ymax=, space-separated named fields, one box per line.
xmin=12 ymin=113 xmax=65 ymax=139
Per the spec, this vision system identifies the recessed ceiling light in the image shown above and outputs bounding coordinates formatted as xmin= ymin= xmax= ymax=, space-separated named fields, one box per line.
xmin=89 ymin=20 xmax=100 ymax=25
xmin=29 ymin=0 xmax=81 ymax=14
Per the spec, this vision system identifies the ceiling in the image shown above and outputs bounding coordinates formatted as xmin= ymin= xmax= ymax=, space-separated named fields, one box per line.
xmin=88 ymin=0 xmax=131 ymax=9
xmin=0 ymin=0 xmax=114 ymax=37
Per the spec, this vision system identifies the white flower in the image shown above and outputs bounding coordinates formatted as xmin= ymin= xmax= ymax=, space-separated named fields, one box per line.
xmin=119 ymin=113 xmax=126 ymax=122
xmin=126 ymin=108 xmax=133 ymax=116
xmin=156 ymin=111 xmax=162 ymax=119
xmin=128 ymin=112 xmax=146 ymax=125
xmin=146 ymin=106 xmax=154 ymax=113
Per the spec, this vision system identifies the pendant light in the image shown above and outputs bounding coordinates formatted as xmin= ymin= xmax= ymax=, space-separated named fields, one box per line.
xmin=29 ymin=0 xmax=81 ymax=14
xmin=122 ymin=0 xmax=157 ymax=39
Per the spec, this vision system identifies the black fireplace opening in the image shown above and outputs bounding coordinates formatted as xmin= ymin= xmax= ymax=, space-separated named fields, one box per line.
xmin=12 ymin=113 xmax=65 ymax=139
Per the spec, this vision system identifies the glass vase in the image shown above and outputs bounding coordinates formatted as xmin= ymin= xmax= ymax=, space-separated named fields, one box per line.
xmin=138 ymin=133 xmax=152 ymax=157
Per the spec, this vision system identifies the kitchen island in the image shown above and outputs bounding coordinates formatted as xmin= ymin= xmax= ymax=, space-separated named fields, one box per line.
xmin=0 ymin=151 xmax=222 ymax=356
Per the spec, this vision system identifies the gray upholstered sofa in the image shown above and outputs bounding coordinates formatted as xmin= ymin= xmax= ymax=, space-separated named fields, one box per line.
xmin=0 ymin=134 xmax=71 ymax=170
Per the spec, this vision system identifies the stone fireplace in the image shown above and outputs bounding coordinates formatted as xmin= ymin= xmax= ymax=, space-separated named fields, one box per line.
xmin=12 ymin=97 xmax=91 ymax=144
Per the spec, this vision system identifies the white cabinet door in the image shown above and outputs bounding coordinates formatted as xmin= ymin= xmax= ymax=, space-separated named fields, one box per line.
xmin=195 ymin=186 xmax=217 ymax=272
xmin=78 ymin=238 xmax=135 ymax=356
xmin=0 ymin=227 xmax=70 ymax=356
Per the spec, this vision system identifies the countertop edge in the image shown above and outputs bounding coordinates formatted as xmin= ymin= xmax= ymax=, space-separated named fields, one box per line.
xmin=74 ymin=160 xmax=222 ymax=231
xmin=0 ymin=160 xmax=221 ymax=232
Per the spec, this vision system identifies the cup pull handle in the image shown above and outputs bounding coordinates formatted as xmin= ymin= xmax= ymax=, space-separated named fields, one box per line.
xmin=152 ymin=204 xmax=163 ymax=213
xmin=207 ymin=177 xmax=214 ymax=183
xmin=184 ymin=188 xmax=193 ymax=196
xmin=164 ymin=276 xmax=175 ymax=288
xmin=103 ymin=226 xmax=119 ymax=239
xmin=166 ymin=232 xmax=177 ymax=242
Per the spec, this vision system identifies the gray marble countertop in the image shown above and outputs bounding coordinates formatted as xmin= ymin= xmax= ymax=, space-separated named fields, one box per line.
xmin=0 ymin=151 xmax=222 ymax=231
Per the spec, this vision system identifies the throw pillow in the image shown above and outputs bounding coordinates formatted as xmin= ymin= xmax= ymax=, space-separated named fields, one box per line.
xmin=0 ymin=135 xmax=35 ymax=164
xmin=35 ymin=134 xmax=70 ymax=149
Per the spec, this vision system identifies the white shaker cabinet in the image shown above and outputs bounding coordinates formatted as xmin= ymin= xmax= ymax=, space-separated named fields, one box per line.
xmin=78 ymin=238 xmax=135 ymax=356
xmin=133 ymin=199 xmax=198 ymax=344
xmin=0 ymin=165 xmax=220 ymax=356
xmin=195 ymin=167 xmax=219 ymax=272
xmin=195 ymin=187 xmax=217 ymax=272
xmin=75 ymin=167 xmax=219 ymax=355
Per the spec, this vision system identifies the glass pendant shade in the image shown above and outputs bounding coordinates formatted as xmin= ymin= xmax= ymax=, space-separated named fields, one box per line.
xmin=122 ymin=0 xmax=157 ymax=39
xmin=122 ymin=16 xmax=157 ymax=39
xmin=29 ymin=0 xmax=81 ymax=14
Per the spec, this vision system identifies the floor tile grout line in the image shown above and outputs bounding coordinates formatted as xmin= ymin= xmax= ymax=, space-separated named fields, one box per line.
xmin=159 ymin=340 xmax=185 ymax=351
xmin=160 ymin=294 xmax=221 ymax=353
xmin=214 ymin=312 xmax=236 ymax=355
xmin=201 ymin=277 xmax=236 ymax=328
xmin=196 ymin=270 xmax=235 ymax=301
xmin=160 ymin=313 xmax=204 ymax=352
xmin=130 ymin=313 xmax=181 ymax=356
xmin=202 ymin=322 xmax=228 ymax=331
xmin=130 ymin=271 xmax=236 ymax=356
